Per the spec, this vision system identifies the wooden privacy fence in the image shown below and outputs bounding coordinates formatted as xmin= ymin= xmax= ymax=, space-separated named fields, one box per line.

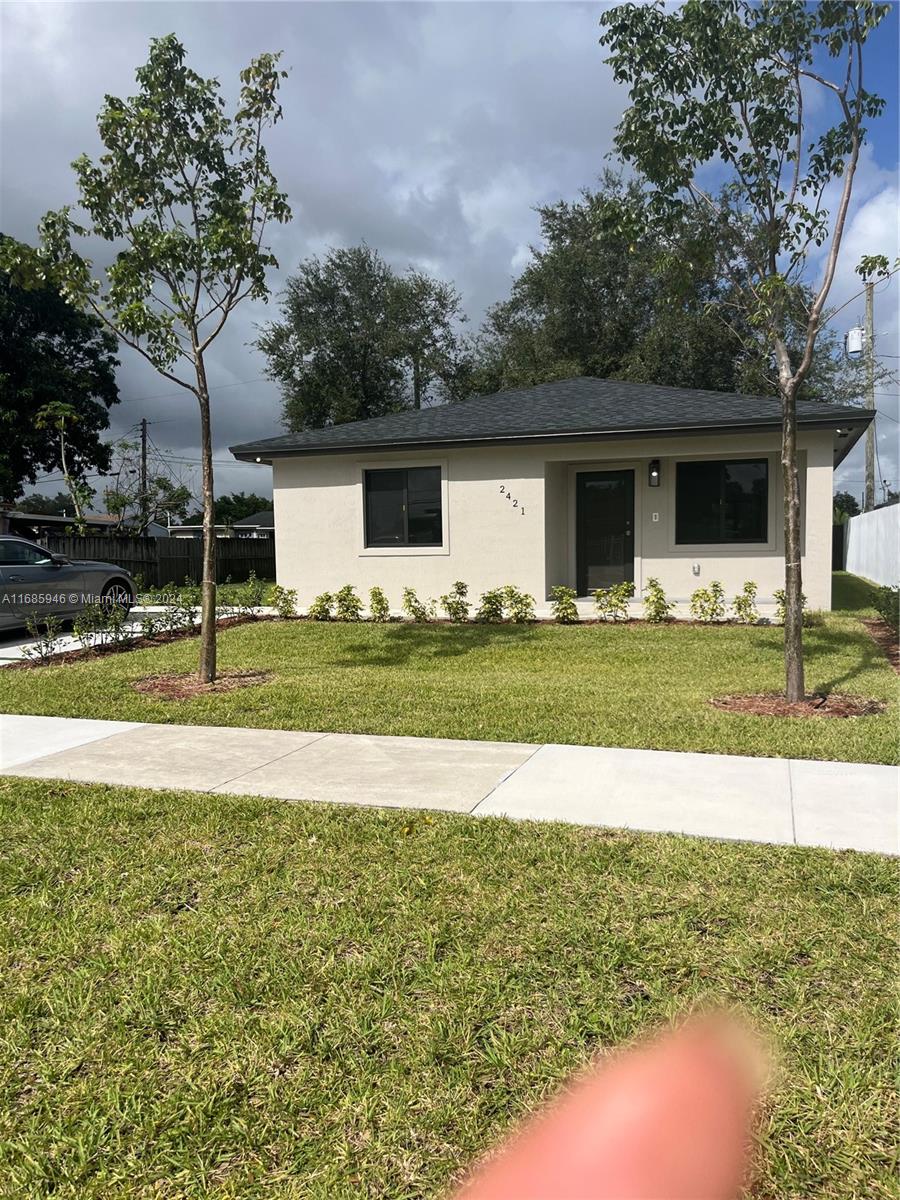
xmin=39 ymin=535 xmax=275 ymax=588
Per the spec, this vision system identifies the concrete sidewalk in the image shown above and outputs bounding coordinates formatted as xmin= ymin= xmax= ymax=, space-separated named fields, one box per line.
xmin=0 ymin=714 xmax=895 ymax=854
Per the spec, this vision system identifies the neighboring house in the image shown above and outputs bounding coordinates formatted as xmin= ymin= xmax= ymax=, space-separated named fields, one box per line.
xmin=168 ymin=523 xmax=235 ymax=539
xmin=233 ymin=510 xmax=275 ymax=539
xmin=0 ymin=510 xmax=168 ymax=539
xmin=230 ymin=377 xmax=873 ymax=611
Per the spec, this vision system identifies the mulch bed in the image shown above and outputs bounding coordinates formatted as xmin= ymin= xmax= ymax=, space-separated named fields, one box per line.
xmin=711 ymin=692 xmax=886 ymax=719
xmin=131 ymin=669 xmax=274 ymax=700
xmin=8 ymin=614 xmax=273 ymax=670
xmin=860 ymin=617 xmax=899 ymax=673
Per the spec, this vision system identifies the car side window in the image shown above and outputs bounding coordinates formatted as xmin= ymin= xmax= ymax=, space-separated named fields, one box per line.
xmin=0 ymin=539 xmax=52 ymax=565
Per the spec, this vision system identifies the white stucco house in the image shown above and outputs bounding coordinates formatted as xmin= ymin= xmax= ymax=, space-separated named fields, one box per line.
xmin=230 ymin=377 xmax=872 ymax=613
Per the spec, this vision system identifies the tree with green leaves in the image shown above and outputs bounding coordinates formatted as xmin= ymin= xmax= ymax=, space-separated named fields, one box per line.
xmin=389 ymin=268 xmax=468 ymax=408
xmin=470 ymin=176 xmax=749 ymax=395
xmin=599 ymin=0 xmax=889 ymax=701
xmin=184 ymin=491 xmax=272 ymax=526
xmin=833 ymin=490 xmax=861 ymax=521
xmin=15 ymin=491 xmax=77 ymax=517
xmin=259 ymin=244 xmax=468 ymax=430
xmin=0 ymin=35 xmax=291 ymax=682
xmin=470 ymin=173 xmax=870 ymax=408
xmin=33 ymin=402 xmax=96 ymax=531
xmin=0 ymin=255 xmax=119 ymax=506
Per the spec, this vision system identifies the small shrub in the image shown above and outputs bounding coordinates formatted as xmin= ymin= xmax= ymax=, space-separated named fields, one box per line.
xmin=731 ymin=581 xmax=759 ymax=624
xmin=139 ymin=612 xmax=163 ymax=641
xmin=232 ymin=570 xmax=266 ymax=620
xmin=773 ymin=587 xmax=811 ymax=626
xmin=162 ymin=597 xmax=196 ymax=634
xmin=643 ymin=577 xmax=674 ymax=623
xmin=307 ymin=592 xmax=334 ymax=621
xmin=402 ymin=587 xmax=435 ymax=623
xmin=690 ymin=581 xmax=726 ymax=623
xmin=179 ymin=577 xmax=202 ymax=609
xmin=475 ymin=588 xmax=506 ymax=623
xmin=270 ymin=584 xmax=298 ymax=619
xmin=874 ymin=585 xmax=899 ymax=631
xmin=22 ymin=616 xmax=64 ymax=665
xmin=550 ymin=585 xmax=579 ymax=624
xmin=368 ymin=586 xmax=390 ymax=623
xmin=502 ymin=585 xmax=536 ymax=623
xmin=594 ymin=581 xmax=634 ymax=621
xmin=335 ymin=584 xmax=363 ymax=622
xmin=72 ymin=603 xmax=104 ymax=651
xmin=440 ymin=581 xmax=470 ymax=623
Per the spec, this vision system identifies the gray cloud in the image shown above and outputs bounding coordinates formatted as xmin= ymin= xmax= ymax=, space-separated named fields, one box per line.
xmin=2 ymin=1 xmax=896 ymax=505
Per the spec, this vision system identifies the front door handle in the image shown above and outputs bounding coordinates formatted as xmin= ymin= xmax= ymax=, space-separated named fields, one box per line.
xmin=8 ymin=575 xmax=24 ymax=582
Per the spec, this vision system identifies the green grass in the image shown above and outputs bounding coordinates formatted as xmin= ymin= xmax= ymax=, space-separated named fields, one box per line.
xmin=0 ymin=777 xmax=895 ymax=1199
xmin=831 ymin=569 xmax=882 ymax=617
xmin=1 ymin=574 xmax=896 ymax=763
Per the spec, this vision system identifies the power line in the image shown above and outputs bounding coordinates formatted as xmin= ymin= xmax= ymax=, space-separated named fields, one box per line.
xmin=118 ymin=376 xmax=270 ymax=406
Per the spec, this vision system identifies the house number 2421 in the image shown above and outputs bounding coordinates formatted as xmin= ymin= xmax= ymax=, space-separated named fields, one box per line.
xmin=499 ymin=484 xmax=525 ymax=515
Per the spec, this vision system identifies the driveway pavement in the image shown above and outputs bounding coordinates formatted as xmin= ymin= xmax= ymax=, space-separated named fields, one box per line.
xmin=1 ymin=714 xmax=895 ymax=854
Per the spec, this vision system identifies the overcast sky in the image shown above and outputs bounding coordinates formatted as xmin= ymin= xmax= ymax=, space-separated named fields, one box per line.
xmin=2 ymin=1 xmax=897 ymax=506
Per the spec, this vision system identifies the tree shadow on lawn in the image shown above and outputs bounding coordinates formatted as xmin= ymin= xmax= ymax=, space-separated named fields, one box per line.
xmin=334 ymin=622 xmax=539 ymax=668
xmin=749 ymin=622 xmax=890 ymax=695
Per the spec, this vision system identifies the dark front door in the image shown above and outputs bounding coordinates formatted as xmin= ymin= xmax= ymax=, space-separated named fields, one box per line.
xmin=576 ymin=470 xmax=634 ymax=595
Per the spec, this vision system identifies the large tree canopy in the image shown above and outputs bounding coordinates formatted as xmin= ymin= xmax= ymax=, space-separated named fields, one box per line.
xmin=259 ymin=245 xmax=467 ymax=431
xmin=469 ymin=174 xmax=866 ymax=404
xmin=0 ymin=258 xmax=119 ymax=504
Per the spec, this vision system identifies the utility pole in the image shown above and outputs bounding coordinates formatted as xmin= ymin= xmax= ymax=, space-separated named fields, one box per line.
xmin=864 ymin=281 xmax=875 ymax=511
xmin=140 ymin=417 xmax=149 ymax=533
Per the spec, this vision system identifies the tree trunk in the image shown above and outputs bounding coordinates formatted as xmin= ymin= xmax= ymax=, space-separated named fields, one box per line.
xmin=780 ymin=382 xmax=805 ymax=702
xmin=196 ymin=356 xmax=217 ymax=683
xmin=413 ymin=355 xmax=422 ymax=410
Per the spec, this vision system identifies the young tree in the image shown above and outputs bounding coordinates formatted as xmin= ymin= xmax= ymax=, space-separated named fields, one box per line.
xmin=0 ymin=35 xmax=291 ymax=681
xmin=599 ymin=0 xmax=889 ymax=700
xmin=0 ymin=252 xmax=119 ymax=505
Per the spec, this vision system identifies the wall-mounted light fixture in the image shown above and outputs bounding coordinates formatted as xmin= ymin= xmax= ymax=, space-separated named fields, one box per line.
xmin=648 ymin=459 xmax=661 ymax=487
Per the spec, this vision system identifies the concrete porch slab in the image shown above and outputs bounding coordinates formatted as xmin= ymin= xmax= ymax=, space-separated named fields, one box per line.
xmin=6 ymin=722 xmax=324 ymax=791
xmin=473 ymin=743 xmax=795 ymax=844
xmin=789 ymin=759 xmax=898 ymax=855
xmin=0 ymin=714 xmax=145 ymax=770
xmin=213 ymin=732 xmax=536 ymax=812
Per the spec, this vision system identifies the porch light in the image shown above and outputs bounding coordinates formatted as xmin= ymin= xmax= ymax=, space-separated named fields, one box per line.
xmin=648 ymin=459 xmax=661 ymax=487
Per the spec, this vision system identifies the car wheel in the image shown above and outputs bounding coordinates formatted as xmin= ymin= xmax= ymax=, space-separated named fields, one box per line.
xmin=100 ymin=580 xmax=134 ymax=613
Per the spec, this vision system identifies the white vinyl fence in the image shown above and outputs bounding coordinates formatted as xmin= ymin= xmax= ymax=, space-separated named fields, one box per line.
xmin=844 ymin=504 xmax=899 ymax=588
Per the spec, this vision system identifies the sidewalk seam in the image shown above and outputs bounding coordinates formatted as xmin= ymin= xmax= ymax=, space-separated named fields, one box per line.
xmin=208 ymin=732 xmax=331 ymax=792
xmin=469 ymin=743 xmax=546 ymax=814
xmin=787 ymin=760 xmax=798 ymax=845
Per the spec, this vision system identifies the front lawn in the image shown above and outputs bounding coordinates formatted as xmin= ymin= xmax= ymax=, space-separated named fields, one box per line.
xmin=0 ymin=777 xmax=895 ymax=1199
xmin=0 ymin=581 xmax=895 ymax=763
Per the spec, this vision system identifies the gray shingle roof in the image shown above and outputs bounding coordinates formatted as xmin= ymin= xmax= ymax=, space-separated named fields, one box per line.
xmin=230 ymin=376 xmax=872 ymax=461
xmin=233 ymin=509 xmax=275 ymax=527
